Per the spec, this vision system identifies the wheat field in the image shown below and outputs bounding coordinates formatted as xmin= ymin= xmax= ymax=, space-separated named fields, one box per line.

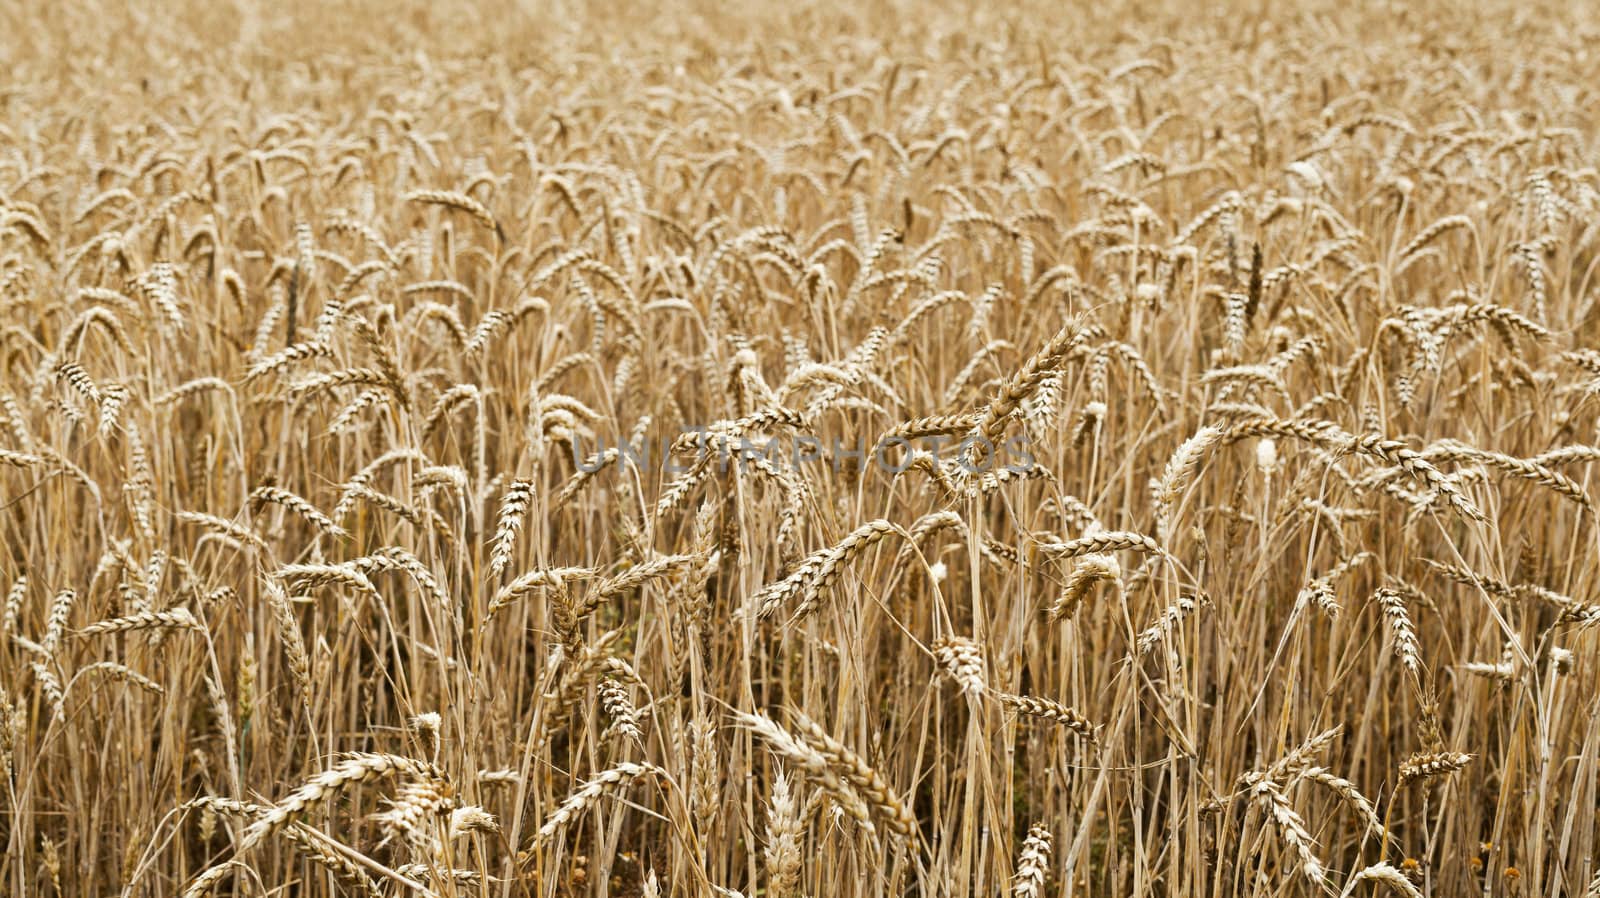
xmin=3 ymin=0 xmax=1600 ymax=896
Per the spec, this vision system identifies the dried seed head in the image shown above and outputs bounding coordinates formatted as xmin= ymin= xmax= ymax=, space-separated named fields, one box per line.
xmin=933 ymin=637 xmax=986 ymax=696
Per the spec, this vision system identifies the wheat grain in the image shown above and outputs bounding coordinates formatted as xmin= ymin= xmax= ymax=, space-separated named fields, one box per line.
xmin=1339 ymin=862 xmax=1424 ymax=898
xmin=1011 ymin=823 xmax=1052 ymax=898
xmin=790 ymin=712 xmax=915 ymax=837
xmin=1398 ymin=750 xmax=1472 ymax=787
xmin=738 ymin=711 xmax=875 ymax=832
xmin=1252 ymin=780 xmax=1326 ymax=885
xmin=1375 ymin=587 xmax=1422 ymax=677
xmin=533 ymin=762 xmax=660 ymax=845
xmin=764 ymin=769 xmax=804 ymax=898
xmin=995 ymin=692 xmax=1098 ymax=743
xmin=76 ymin=607 xmax=202 ymax=637
xmin=224 ymin=753 xmax=445 ymax=863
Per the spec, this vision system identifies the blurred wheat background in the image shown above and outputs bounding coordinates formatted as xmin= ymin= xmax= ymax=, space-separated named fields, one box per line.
xmin=3 ymin=1 xmax=1600 ymax=896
